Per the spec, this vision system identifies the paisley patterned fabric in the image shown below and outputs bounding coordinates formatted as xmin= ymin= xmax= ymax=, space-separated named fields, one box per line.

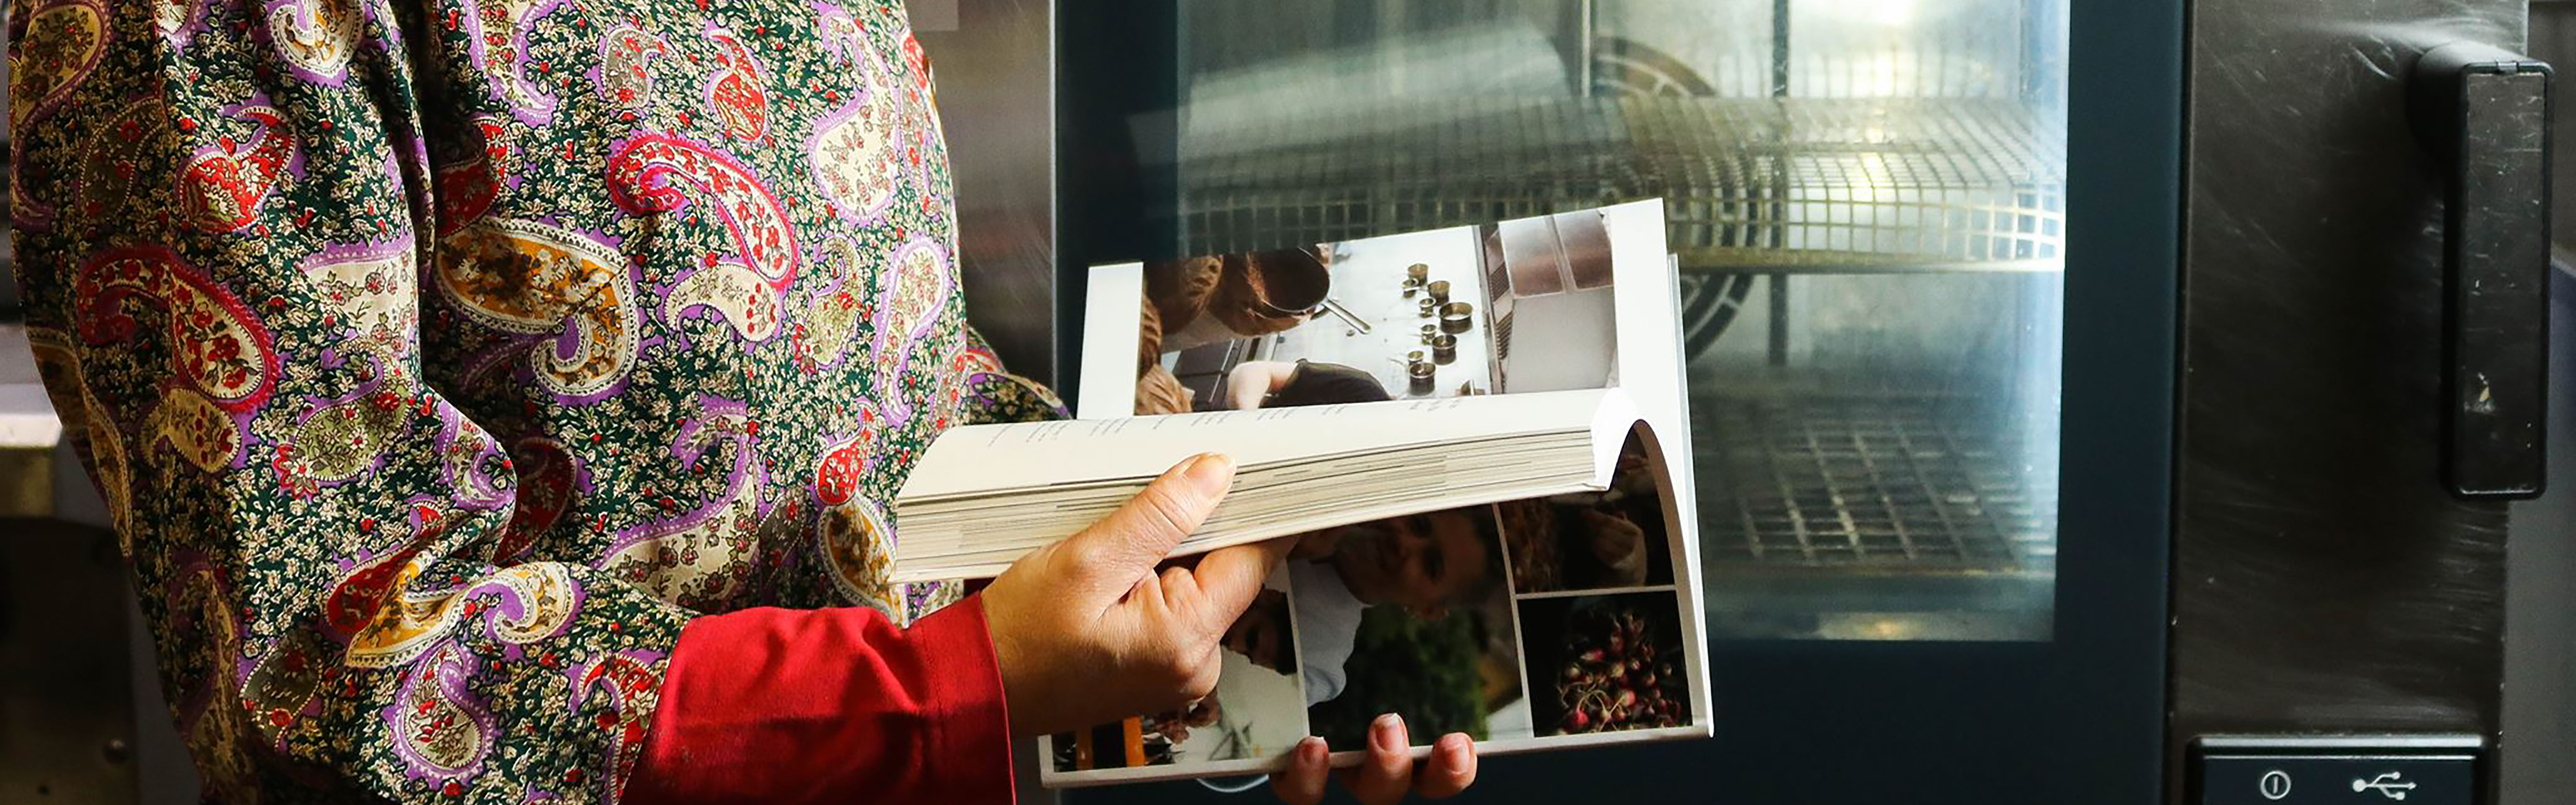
xmin=6 ymin=0 xmax=1064 ymax=799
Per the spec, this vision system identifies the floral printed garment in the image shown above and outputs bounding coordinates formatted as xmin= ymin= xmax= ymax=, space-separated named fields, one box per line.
xmin=7 ymin=0 xmax=1061 ymax=798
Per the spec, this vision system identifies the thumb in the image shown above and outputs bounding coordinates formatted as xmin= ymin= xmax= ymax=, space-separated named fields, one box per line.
xmin=1069 ymin=453 xmax=1236 ymax=585
xmin=1178 ymin=536 xmax=1295 ymax=636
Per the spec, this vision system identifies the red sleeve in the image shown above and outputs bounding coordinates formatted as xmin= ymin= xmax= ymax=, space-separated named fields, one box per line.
xmin=623 ymin=597 xmax=1016 ymax=805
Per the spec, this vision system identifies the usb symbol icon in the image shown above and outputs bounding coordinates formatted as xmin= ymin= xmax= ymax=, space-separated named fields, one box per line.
xmin=2353 ymin=771 xmax=2418 ymax=801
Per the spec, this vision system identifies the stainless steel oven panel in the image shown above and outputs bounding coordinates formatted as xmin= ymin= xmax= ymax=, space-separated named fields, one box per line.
xmin=2176 ymin=0 xmax=2526 ymax=797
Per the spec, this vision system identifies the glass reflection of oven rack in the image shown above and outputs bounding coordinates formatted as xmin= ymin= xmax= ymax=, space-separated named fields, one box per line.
xmin=1171 ymin=0 xmax=2068 ymax=641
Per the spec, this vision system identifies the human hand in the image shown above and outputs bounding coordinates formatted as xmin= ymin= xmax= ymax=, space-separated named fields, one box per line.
xmin=979 ymin=453 xmax=1295 ymax=737
xmin=1270 ymin=715 xmax=1478 ymax=804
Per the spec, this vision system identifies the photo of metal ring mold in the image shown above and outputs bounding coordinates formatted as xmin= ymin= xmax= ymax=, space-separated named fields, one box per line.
xmin=1440 ymin=301 xmax=1474 ymax=334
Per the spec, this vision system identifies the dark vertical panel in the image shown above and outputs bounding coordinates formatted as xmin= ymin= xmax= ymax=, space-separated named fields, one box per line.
xmin=0 ymin=525 xmax=140 ymax=805
xmin=2176 ymin=0 xmax=2523 ymax=801
xmin=917 ymin=0 xmax=1060 ymax=382
xmin=1053 ymin=0 xmax=1178 ymax=405
xmin=2508 ymin=19 xmax=2576 ymax=799
xmin=2501 ymin=266 xmax=2576 ymax=804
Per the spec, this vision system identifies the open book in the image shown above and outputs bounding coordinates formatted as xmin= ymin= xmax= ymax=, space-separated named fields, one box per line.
xmin=890 ymin=200 xmax=1710 ymax=784
xmin=891 ymin=389 xmax=1639 ymax=582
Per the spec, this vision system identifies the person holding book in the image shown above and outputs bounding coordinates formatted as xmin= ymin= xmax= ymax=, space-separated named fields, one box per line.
xmin=8 ymin=1 xmax=1476 ymax=804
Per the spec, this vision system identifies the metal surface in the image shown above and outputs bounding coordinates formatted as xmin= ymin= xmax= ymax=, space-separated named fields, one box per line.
xmin=2500 ymin=264 xmax=2576 ymax=805
xmin=2177 ymin=1 xmax=2524 ymax=801
xmin=1177 ymin=97 xmax=2064 ymax=274
xmin=2496 ymin=11 xmax=2576 ymax=805
xmin=914 ymin=0 xmax=1058 ymax=382
xmin=0 ymin=524 xmax=140 ymax=805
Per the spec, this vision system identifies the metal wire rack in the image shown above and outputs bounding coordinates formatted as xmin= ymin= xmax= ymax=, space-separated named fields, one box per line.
xmin=1177 ymin=96 xmax=2065 ymax=273
xmin=1696 ymin=394 xmax=2057 ymax=574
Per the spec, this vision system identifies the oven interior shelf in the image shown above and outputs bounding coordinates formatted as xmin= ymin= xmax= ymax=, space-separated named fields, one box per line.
xmin=1177 ymin=97 xmax=2065 ymax=274
xmin=1694 ymin=393 xmax=2058 ymax=577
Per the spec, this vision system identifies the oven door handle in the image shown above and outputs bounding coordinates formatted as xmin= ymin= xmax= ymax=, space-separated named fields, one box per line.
xmin=2410 ymin=41 xmax=2554 ymax=499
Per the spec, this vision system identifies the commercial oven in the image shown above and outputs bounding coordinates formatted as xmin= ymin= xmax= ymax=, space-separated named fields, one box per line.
xmin=914 ymin=0 xmax=2576 ymax=802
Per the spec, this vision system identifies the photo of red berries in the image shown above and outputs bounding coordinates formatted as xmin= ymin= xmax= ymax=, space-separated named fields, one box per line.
xmin=1515 ymin=592 xmax=1691 ymax=736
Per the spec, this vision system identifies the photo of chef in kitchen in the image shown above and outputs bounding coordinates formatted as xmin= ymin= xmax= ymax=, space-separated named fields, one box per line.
xmin=1292 ymin=501 xmax=1532 ymax=748
xmin=1131 ymin=209 xmax=1625 ymax=416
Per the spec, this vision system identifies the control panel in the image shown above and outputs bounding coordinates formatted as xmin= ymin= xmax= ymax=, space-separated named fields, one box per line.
xmin=2193 ymin=736 xmax=2481 ymax=805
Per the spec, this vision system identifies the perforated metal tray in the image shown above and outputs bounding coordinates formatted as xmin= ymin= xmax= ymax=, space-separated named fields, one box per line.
xmin=1177 ymin=97 xmax=2065 ymax=274
xmin=1695 ymin=394 xmax=2057 ymax=574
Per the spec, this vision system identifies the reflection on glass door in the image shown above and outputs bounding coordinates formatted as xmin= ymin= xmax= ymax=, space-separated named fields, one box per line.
xmin=1166 ymin=0 xmax=2069 ymax=641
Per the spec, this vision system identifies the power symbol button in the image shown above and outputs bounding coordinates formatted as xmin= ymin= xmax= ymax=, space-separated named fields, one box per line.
xmin=2259 ymin=769 xmax=2294 ymax=800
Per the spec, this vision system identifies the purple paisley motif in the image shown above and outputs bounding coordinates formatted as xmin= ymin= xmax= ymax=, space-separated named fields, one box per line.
xmin=808 ymin=1 xmax=863 ymax=64
xmin=436 ymin=403 xmax=515 ymax=512
xmin=458 ymin=564 xmax=588 ymax=656
xmin=382 ymin=639 xmax=497 ymax=784
xmin=598 ymin=395 xmax=766 ymax=559
xmin=11 ymin=0 xmax=109 ymax=132
xmin=9 ymin=0 xmax=111 ymax=229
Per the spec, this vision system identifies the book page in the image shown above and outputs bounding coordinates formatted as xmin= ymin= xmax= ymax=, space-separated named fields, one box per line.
xmin=1040 ymin=422 xmax=1705 ymax=786
xmin=1076 ymin=263 xmax=1146 ymax=419
xmin=1076 ymin=216 xmax=1621 ymax=421
xmin=1595 ymin=201 xmax=1711 ymax=724
xmin=900 ymin=388 xmax=1610 ymax=502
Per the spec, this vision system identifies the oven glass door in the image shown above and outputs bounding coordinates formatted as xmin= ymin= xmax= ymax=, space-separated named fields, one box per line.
xmin=1055 ymin=0 xmax=2174 ymax=799
xmin=1161 ymin=0 xmax=2069 ymax=640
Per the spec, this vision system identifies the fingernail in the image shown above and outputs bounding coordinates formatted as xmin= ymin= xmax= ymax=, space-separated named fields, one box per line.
xmin=1441 ymin=734 xmax=1470 ymax=767
xmin=1183 ymin=453 xmax=1235 ymax=493
xmin=1296 ymin=736 xmax=1327 ymax=765
xmin=1371 ymin=713 xmax=1405 ymax=752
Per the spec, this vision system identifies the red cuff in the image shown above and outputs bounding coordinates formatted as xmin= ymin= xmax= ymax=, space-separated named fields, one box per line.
xmin=624 ymin=598 xmax=1014 ymax=805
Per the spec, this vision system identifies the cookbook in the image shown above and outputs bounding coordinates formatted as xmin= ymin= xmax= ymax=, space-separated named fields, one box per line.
xmin=889 ymin=200 xmax=1710 ymax=784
